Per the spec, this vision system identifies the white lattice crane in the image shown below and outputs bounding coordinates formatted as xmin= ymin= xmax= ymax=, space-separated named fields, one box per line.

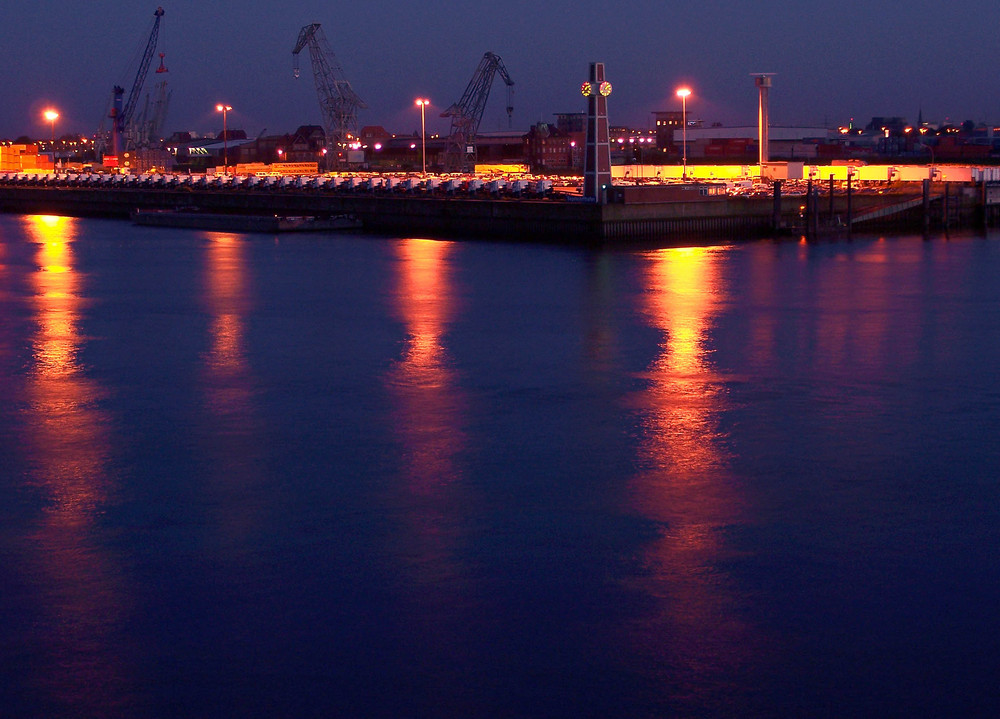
xmin=292 ymin=23 xmax=366 ymax=159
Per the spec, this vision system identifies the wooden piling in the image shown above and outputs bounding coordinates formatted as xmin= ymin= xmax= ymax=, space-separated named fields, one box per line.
xmin=922 ymin=179 xmax=930 ymax=233
xmin=772 ymin=180 xmax=782 ymax=232
xmin=828 ymin=175 xmax=835 ymax=226
xmin=846 ymin=175 xmax=853 ymax=235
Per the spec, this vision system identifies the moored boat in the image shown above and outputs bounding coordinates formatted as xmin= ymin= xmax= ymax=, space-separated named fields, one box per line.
xmin=131 ymin=208 xmax=361 ymax=233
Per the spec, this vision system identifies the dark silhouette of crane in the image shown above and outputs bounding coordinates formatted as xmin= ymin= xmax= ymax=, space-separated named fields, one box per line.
xmin=130 ymin=52 xmax=171 ymax=151
xmin=441 ymin=52 xmax=514 ymax=171
xmin=292 ymin=23 xmax=366 ymax=162
xmin=105 ymin=6 xmax=165 ymax=160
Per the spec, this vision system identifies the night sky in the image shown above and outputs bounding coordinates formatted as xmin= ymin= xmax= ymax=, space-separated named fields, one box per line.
xmin=2 ymin=0 xmax=998 ymax=140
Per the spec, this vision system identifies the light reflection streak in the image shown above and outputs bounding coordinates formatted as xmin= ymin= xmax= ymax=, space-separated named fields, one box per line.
xmin=21 ymin=215 xmax=130 ymax=710
xmin=388 ymin=239 xmax=466 ymax=494
xmin=745 ymin=244 xmax=782 ymax=371
xmin=747 ymin=240 xmax=909 ymax=377
xmin=385 ymin=238 xmax=472 ymax=598
xmin=204 ymin=234 xmax=250 ymax=379
xmin=629 ymin=245 xmax=760 ymax=698
xmin=201 ymin=233 xmax=264 ymax=544
xmin=812 ymin=242 xmax=894 ymax=374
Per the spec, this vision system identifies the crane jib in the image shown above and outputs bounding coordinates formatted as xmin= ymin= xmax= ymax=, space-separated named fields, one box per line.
xmin=442 ymin=52 xmax=515 ymax=171
xmin=291 ymin=23 xmax=365 ymax=159
xmin=118 ymin=7 xmax=164 ymax=132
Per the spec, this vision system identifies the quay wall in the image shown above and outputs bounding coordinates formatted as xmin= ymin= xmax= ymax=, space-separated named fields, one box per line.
xmin=0 ymin=183 xmax=972 ymax=243
xmin=0 ymin=185 xmax=605 ymax=241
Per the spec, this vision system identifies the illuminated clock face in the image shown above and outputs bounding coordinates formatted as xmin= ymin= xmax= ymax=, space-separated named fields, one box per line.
xmin=599 ymin=81 xmax=612 ymax=97
xmin=581 ymin=82 xmax=593 ymax=97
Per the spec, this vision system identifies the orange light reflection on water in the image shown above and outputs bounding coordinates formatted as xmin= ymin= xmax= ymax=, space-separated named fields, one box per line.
xmin=28 ymin=216 xmax=82 ymax=377
xmin=21 ymin=214 xmax=131 ymax=709
xmin=629 ymin=245 xmax=762 ymax=691
xmin=639 ymin=247 xmax=729 ymax=475
xmin=201 ymin=233 xmax=266 ymax=546
xmin=384 ymin=238 xmax=474 ymax=605
xmin=389 ymin=239 xmax=466 ymax=491
xmin=24 ymin=214 xmax=105 ymax=503
xmin=204 ymin=233 xmax=249 ymax=373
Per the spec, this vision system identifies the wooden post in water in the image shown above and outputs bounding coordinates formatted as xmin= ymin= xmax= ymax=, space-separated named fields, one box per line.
xmin=772 ymin=180 xmax=782 ymax=232
xmin=805 ymin=178 xmax=812 ymax=237
xmin=983 ymin=181 xmax=990 ymax=229
xmin=811 ymin=185 xmax=820 ymax=236
xmin=982 ymin=181 xmax=988 ymax=229
xmin=922 ymin=179 xmax=931 ymax=233
xmin=829 ymin=175 xmax=835 ymax=226
xmin=846 ymin=174 xmax=853 ymax=235
xmin=943 ymin=184 xmax=951 ymax=230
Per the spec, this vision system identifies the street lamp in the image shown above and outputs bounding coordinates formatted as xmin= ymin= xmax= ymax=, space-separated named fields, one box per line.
xmin=43 ymin=109 xmax=59 ymax=163
xmin=415 ymin=98 xmax=430 ymax=175
xmin=216 ymin=104 xmax=232 ymax=173
xmin=675 ymin=88 xmax=691 ymax=179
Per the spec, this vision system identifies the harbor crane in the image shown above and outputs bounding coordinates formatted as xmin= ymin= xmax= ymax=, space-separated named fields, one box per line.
xmin=129 ymin=52 xmax=171 ymax=151
xmin=441 ymin=52 xmax=514 ymax=171
xmin=103 ymin=6 xmax=165 ymax=161
xmin=292 ymin=23 xmax=366 ymax=162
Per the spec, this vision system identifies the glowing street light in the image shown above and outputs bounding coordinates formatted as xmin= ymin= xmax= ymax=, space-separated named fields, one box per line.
xmin=415 ymin=98 xmax=430 ymax=175
xmin=43 ymin=109 xmax=59 ymax=148
xmin=676 ymin=88 xmax=691 ymax=179
xmin=216 ymin=104 xmax=232 ymax=173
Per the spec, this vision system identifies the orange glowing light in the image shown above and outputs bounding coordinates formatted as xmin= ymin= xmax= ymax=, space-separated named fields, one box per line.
xmin=387 ymin=237 xmax=467 ymax=493
xmin=393 ymin=239 xmax=455 ymax=367
xmin=204 ymin=234 xmax=249 ymax=371
xmin=24 ymin=216 xmax=80 ymax=375
xmin=23 ymin=211 xmax=126 ymax=701
xmin=625 ymin=244 xmax=758 ymax=682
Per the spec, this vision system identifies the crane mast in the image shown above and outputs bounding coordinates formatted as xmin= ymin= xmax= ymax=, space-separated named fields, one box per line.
xmin=441 ymin=52 xmax=514 ymax=171
xmin=106 ymin=6 xmax=165 ymax=160
xmin=292 ymin=23 xmax=366 ymax=163
xmin=130 ymin=53 xmax=171 ymax=151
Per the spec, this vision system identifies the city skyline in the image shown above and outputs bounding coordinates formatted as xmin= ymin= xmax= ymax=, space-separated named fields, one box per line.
xmin=2 ymin=0 xmax=998 ymax=140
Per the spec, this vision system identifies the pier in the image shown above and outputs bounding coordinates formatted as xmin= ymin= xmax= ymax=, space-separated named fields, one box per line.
xmin=0 ymin=171 xmax=994 ymax=243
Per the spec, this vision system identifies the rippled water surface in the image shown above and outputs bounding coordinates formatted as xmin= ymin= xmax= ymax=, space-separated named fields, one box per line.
xmin=2 ymin=215 xmax=999 ymax=717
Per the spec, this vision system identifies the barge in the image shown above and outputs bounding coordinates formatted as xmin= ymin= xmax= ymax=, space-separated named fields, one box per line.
xmin=131 ymin=208 xmax=361 ymax=233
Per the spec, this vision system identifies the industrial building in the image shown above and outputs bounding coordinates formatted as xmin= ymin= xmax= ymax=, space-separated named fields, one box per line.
xmin=670 ymin=125 xmax=833 ymax=161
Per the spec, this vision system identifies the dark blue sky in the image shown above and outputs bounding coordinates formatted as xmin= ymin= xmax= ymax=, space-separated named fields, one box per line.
xmin=2 ymin=1 xmax=997 ymax=140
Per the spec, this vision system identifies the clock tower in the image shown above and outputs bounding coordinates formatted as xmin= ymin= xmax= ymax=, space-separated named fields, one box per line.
xmin=582 ymin=62 xmax=612 ymax=203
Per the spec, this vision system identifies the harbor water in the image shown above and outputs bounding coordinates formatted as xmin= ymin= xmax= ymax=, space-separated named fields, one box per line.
xmin=1 ymin=214 xmax=999 ymax=717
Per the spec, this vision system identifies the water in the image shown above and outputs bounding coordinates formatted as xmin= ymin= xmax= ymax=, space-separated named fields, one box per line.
xmin=2 ymin=214 xmax=999 ymax=718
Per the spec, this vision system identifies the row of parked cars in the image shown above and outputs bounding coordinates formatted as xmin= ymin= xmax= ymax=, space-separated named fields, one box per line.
xmin=0 ymin=171 xmax=558 ymax=199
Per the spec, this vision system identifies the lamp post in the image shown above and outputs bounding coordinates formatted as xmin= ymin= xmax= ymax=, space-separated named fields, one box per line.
xmin=216 ymin=104 xmax=232 ymax=174
xmin=43 ymin=109 xmax=59 ymax=168
xmin=415 ymin=98 xmax=430 ymax=175
xmin=675 ymin=88 xmax=691 ymax=179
